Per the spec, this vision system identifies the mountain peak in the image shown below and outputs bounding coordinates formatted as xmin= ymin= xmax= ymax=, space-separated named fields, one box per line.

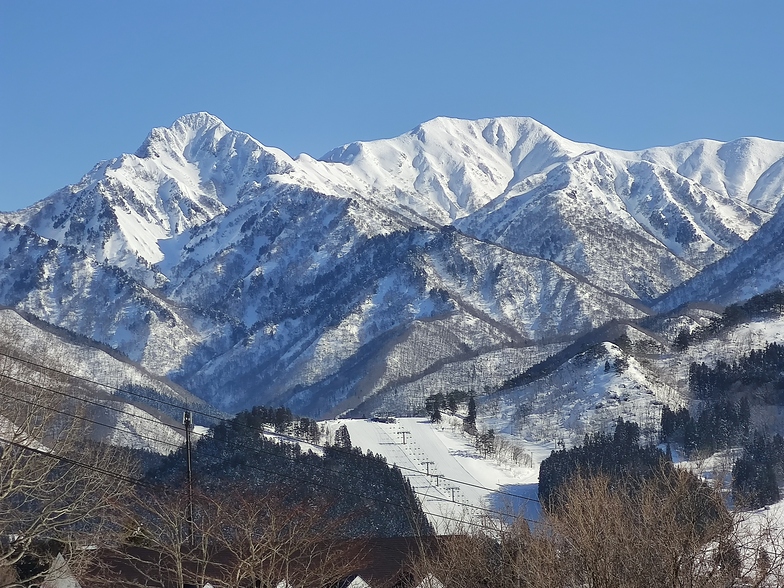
xmin=317 ymin=114 xmax=590 ymax=222
xmin=171 ymin=111 xmax=229 ymax=134
xmin=413 ymin=115 xmax=572 ymax=146
xmin=416 ymin=114 xmax=546 ymax=133
xmin=135 ymin=112 xmax=232 ymax=159
xmin=322 ymin=115 xmax=586 ymax=169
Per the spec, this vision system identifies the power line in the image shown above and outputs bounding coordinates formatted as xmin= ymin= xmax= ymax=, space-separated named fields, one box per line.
xmin=0 ymin=350 xmax=542 ymax=506
xmin=0 ymin=377 xmax=535 ymax=527
xmin=0 ymin=350 xmax=216 ymax=416
xmin=0 ymin=366 xmax=536 ymax=531
xmin=0 ymin=373 xmax=185 ymax=450
xmin=160 ymin=441 xmax=540 ymax=532
xmin=0 ymin=428 xmax=537 ymax=533
xmin=0 ymin=386 xmax=184 ymax=452
xmin=0 ymin=351 xmax=543 ymax=513
xmin=1 ymin=349 xmax=543 ymax=509
xmin=0 ymin=434 xmax=147 ymax=488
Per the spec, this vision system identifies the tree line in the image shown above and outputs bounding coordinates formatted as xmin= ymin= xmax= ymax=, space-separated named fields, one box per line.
xmin=689 ymin=342 xmax=784 ymax=403
xmin=143 ymin=408 xmax=431 ymax=539
xmin=675 ymin=289 xmax=784 ymax=350
xmin=660 ymin=400 xmax=751 ymax=455
xmin=0 ymin=343 xmax=431 ymax=587
xmin=416 ymin=418 xmax=784 ymax=587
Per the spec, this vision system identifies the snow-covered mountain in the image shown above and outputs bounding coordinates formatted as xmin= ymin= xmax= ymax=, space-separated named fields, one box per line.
xmin=656 ymin=202 xmax=784 ymax=309
xmin=2 ymin=113 xmax=784 ymax=417
xmin=0 ymin=306 xmax=213 ymax=453
xmin=457 ymin=150 xmax=768 ymax=301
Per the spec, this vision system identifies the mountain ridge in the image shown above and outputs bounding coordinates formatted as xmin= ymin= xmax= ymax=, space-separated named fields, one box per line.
xmin=3 ymin=112 xmax=784 ymax=416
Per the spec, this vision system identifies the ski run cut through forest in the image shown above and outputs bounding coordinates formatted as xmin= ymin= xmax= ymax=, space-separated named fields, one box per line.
xmin=4 ymin=113 xmax=784 ymax=586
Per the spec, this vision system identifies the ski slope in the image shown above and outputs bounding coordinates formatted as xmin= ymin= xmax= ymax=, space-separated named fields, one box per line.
xmin=328 ymin=416 xmax=549 ymax=532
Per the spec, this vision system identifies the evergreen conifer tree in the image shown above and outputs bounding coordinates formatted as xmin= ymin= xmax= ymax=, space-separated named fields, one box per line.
xmin=464 ymin=396 xmax=477 ymax=434
xmin=334 ymin=424 xmax=352 ymax=449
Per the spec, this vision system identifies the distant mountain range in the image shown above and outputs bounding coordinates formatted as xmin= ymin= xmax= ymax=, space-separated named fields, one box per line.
xmin=2 ymin=113 xmax=783 ymax=417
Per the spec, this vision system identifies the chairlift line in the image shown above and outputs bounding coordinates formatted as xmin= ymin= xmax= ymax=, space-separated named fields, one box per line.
xmin=0 ymin=375 xmax=539 ymax=527
xmin=0 ymin=350 xmax=542 ymax=506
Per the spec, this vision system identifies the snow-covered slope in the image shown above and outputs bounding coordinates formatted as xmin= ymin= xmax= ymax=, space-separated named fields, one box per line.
xmin=2 ymin=112 xmax=783 ymax=417
xmin=640 ymin=137 xmax=784 ymax=212
xmin=321 ymin=117 xmax=588 ymax=223
xmin=457 ymin=150 xmax=768 ymax=301
xmin=482 ymin=301 xmax=784 ymax=449
xmin=0 ymin=307 xmax=212 ymax=453
xmin=6 ymin=113 xmax=294 ymax=284
xmin=656 ymin=204 xmax=784 ymax=309
xmin=0 ymin=223 xmax=236 ymax=375
xmin=173 ymin=226 xmax=647 ymax=415
xmin=328 ymin=417 xmax=546 ymax=530
xmin=490 ymin=338 xmax=680 ymax=447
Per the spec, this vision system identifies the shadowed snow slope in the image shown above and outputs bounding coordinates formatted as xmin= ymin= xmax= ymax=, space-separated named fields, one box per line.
xmin=1 ymin=113 xmax=783 ymax=415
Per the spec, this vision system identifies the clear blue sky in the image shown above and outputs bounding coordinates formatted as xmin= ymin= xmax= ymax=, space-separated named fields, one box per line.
xmin=1 ymin=0 xmax=782 ymax=212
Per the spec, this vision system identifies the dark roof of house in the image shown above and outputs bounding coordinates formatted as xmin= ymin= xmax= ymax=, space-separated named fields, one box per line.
xmin=84 ymin=535 xmax=445 ymax=588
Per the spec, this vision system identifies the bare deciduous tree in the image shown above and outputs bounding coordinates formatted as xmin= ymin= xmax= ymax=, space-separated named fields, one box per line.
xmin=214 ymin=484 xmax=362 ymax=588
xmin=411 ymin=467 xmax=784 ymax=588
xmin=0 ymin=348 xmax=137 ymax=587
xmin=103 ymin=482 xmax=363 ymax=588
xmin=544 ymin=469 xmax=784 ymax=587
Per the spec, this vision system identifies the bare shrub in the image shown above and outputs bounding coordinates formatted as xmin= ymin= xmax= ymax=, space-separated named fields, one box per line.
xmin=412 ymin=466 xmax=784 ymax=587
xmin=102 ymin=482 xmax=362 ymax=588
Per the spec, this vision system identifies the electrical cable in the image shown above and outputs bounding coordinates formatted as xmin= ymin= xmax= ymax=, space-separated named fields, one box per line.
xmin=0 ymin=376 xmax=537 ymax=526
xmin=0 ymin=428 xmax=536 ymax=533
xmin=0 ymin=349 xmax=543 ymax=510
xmin=0 ymin=386 xmax=184 ymax=452
xmin=0 ymin=434 xmax=148 ymax=487
xmin=0 ymin=350 xmax=542 ymax=506
xmin=0 ymin=373 xmax=186 ymax=445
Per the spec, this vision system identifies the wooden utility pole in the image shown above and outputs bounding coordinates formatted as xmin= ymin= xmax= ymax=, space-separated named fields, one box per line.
xmin=183 ymin=410 xmax=195 ymax=547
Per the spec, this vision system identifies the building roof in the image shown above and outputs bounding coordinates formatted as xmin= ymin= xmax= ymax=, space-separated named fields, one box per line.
xmin=85 ymin=535 xmax=447 ymax=588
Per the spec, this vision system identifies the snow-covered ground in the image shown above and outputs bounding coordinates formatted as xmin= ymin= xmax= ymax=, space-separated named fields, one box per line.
xmin=654 ymin=314 xmax=784 ymax=390
xmin=483 ymin=341 xmax=680 ymax=449
xmin=324 ymin=416 xmax=551 ymax=532
xmin=6 ymin=112 xmax=784 ymax=418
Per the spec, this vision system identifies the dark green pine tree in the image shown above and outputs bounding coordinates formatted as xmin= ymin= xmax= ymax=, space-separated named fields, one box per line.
xmin=464 ymin=395 xmax=477 ymax=434
xmin=334 ymin=424 xmax=352 ymax=449
xmin=739 ymin=396 xmax=751 ymax=440
xmin=759 ymin=462 xmax=780 ymax=506
xmin=684 ymin=417 xmax=698 ymax=456
xmin=673 ymin=330 xmax=690 ymax=351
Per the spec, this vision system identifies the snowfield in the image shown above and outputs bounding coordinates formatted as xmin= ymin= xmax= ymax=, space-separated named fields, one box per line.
xmin=326 ymin=416 xmax=549 ymax=531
